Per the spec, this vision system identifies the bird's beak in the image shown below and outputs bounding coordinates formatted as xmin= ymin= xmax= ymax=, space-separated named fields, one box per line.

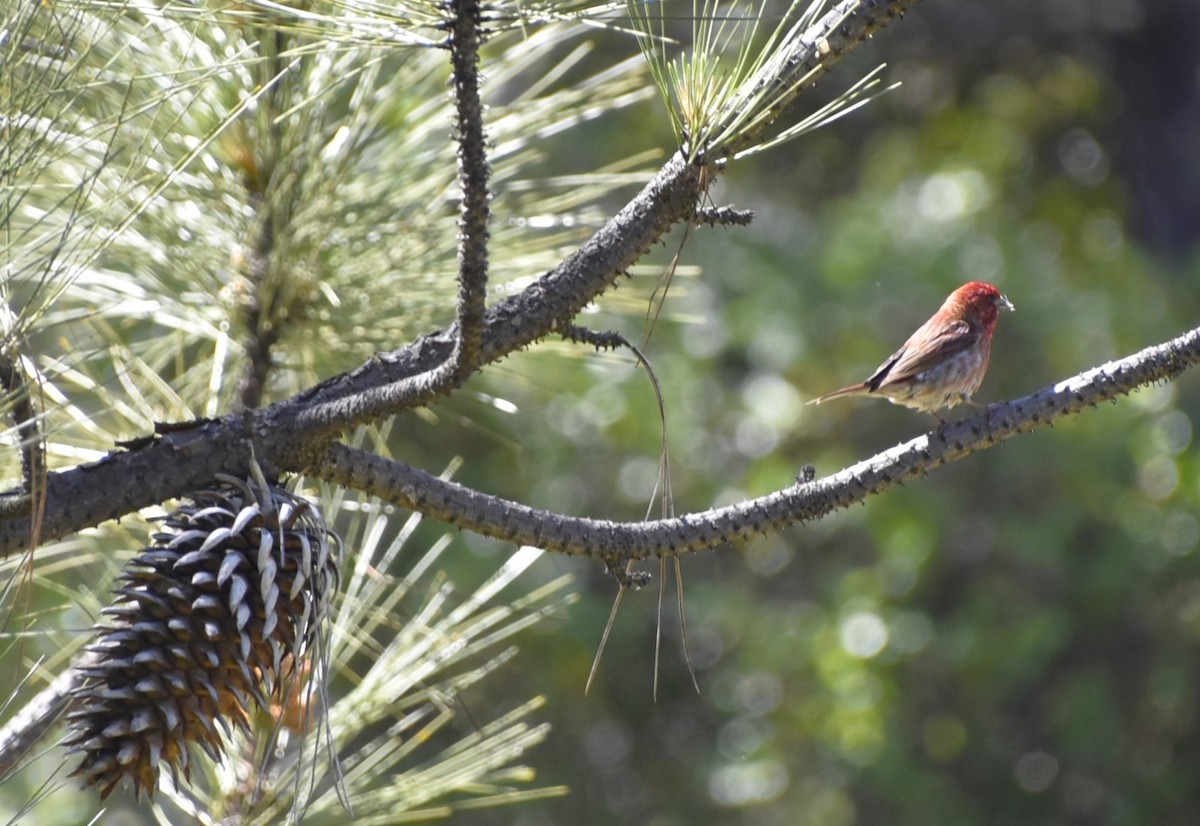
xmin=998 ymin=295 xmax=1014 ymax=312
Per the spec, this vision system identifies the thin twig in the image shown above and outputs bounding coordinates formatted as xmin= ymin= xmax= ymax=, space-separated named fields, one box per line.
xmin=234 ymin=28 xmax=290 ymax=411
xmin=447 ymin=0 xmax=491 ymax=374
xmin=0 ymin=353 xmax=44 ymax=498
xmin=0 ymin=654 xmax=91 ymax=781
xmin=560 ymin=326 xmax=674 ymax=694
xmin=692 ymin=205 xmax=755 ymax=227
xmin=233 ymin=213 xmax=283 ymax=411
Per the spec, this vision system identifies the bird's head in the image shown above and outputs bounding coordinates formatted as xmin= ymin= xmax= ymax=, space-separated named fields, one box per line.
xmin=949 ymin=281 xmax=1014 ymax=329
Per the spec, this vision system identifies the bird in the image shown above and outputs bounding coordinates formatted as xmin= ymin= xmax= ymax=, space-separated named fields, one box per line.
xmin=807 ymin=281 xmax=1014 ymax=418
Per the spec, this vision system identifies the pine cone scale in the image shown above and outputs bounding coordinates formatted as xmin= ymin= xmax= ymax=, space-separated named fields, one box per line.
xmin=68 ymin=474 xmax=339 ymax=799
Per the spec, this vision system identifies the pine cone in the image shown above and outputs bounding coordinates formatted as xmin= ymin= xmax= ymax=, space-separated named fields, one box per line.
xmin=66 ymin=472 xmax=340 ymax=799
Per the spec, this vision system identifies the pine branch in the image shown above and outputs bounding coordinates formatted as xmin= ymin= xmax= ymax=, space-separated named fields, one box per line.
xmin=233 ymin=29 xmax=289 ymax=411
xmin=280 ymin=151 xmax=707 ymax=436
xmin=0 ymin=653 xmax=92 ymax=781
xmin=0 ymin=0 xmax=914 ymax=554
xmin=730 ymin=0 xmax=919 ymax=154
xmin=447 ymin=0 xmax=491 ymax=374
xmin=265 ymin=0 xmax=924 ymax=435
xmin=310 ymin=324 xmax=1200 ymax=562
xmin=692 ymin=205 xmax=755 ymax=227
xmin=0 ymin=351 xmax=43 ymax=496
xmin=317 ymin=0 xmax=501 ymax=424
xmin=234 ymin=201 xmax=284 ymax=411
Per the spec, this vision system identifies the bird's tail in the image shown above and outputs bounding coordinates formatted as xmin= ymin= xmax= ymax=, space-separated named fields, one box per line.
xmin=806 ymin=383 xmax=868 ymax=405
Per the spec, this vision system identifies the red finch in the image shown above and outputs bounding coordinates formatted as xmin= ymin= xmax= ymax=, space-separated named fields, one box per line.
xmin=808 ymin=281 xmax=1013 ymax=417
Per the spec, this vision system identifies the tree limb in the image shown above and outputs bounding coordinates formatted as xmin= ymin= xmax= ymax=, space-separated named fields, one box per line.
xmin=0 ymin=152 xmax=706 ymax=555
xmin=265 ymin=0 xmax=921 ymax=435
xmin=0 ymin=351 xmax=43 ymax=499
xmin=692 ymin=206 xmax=755 ymax=227
xmin=310 ymin=324 xmax=1200 ymax=562
xmin=277 ymin=151 xmax=707 ymax=437
xmin=725 ymin=0 xmax=921 ymax=156
xmin=0 ymin=653 xmax=91 ymax=781
xmin=3 ymin=322 xmax=1193 ymax=791
xmin=0 ymin=0 xmax=915 ymax=555
xmin=448 ymin=0 xmax=491 ymax=374
xmin=233 ymin=24 xmax=288 ymax=412
xmin=316 ymin=0 xmax=498 ymax=426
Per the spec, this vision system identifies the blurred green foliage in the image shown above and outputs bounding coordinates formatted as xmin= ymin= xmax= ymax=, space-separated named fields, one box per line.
xmin=441 ymin=3 xmax=1200 ymax=824
xmin=4 ymin=1 xmax=1199 ymax=824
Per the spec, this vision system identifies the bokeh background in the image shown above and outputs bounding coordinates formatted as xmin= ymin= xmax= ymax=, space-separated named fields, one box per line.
xmin=4 ymin=0 xmax=1200 ymax=823
xmin=452 ymin=2 xmax=1200 ymax=823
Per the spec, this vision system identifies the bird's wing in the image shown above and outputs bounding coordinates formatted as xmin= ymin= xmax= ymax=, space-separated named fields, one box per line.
xmin=865 ymin=318 xmax=979 ymax=391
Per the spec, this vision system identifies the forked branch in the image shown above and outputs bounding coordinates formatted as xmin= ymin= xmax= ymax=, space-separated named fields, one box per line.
xmin=0 ymin=0 xmax=918 ymax=554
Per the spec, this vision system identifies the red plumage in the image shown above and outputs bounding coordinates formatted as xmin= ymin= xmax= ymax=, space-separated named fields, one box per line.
xmin=808 ymin=281 xmax=1014 ymax=416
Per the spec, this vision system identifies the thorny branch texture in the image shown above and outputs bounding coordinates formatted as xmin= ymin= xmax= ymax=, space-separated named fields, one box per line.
xmin=0 ymin=0 xmax=924 ymax=556
xmin=447 ymin=0 xmax=491 ymax=373
xmin=317 ymin=325 xmax=1200 ymax=562
xmin=2 ymin=0 xmax=1198 ymax=576
xmin=3 ymin=0 xmax=1200 ymax=778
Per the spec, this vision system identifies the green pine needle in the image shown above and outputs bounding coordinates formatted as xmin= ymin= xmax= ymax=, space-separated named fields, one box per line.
xmin=628 ymin=0 xmax=895 ymax=160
